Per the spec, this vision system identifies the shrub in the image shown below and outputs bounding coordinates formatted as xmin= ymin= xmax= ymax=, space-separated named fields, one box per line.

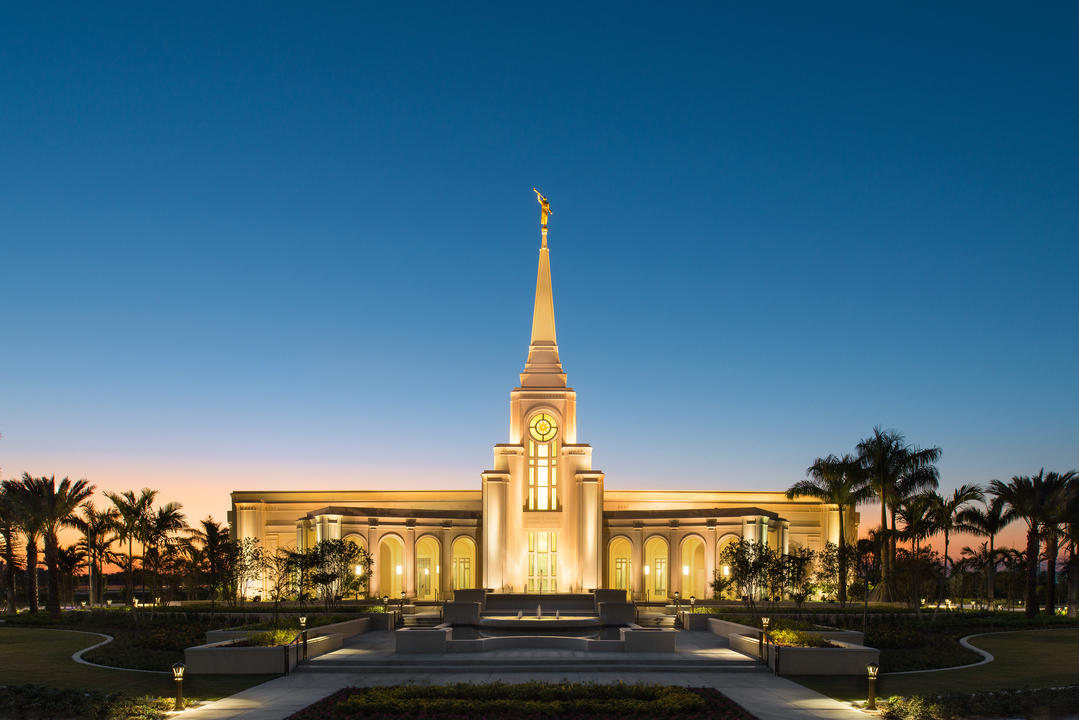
xmin=287 ymin=682 xmax=756 ymax=720
xmin=226 ymin=629 xmax=296 ymax=647
xmin=768 ymin=630 xmax=837 ymax=648
xmin=879 ymin=685 xmax=1079 ymax=720
xmin=865 ymin=624 xmax=925 ymax=649
xmin=0 ymin=685 xmax=190 ymax=720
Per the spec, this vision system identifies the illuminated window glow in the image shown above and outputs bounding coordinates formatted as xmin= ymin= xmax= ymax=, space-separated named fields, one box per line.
xmin=526 ymin=413 xmax=559 ymax=511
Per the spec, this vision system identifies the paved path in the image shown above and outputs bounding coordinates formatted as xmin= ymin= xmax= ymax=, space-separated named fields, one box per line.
xmin=182 ymin=630 xmax=869 ymax=720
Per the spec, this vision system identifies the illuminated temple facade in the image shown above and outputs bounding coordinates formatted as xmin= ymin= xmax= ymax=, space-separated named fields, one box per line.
xmin=231 ymin=220 xmax=857 ymax=602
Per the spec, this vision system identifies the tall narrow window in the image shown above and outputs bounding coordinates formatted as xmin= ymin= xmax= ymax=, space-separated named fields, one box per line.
xmin=526 ymin=413 xmax=559 ymax=511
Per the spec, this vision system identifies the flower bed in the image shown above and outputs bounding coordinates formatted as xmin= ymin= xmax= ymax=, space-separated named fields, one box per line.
xmin=285 ymin=682 xmax=757 ymax=720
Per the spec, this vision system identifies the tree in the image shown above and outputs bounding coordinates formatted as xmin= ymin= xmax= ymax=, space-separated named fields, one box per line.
xmin=855 ymin=427 xmax=941 ymax=601
xmin=957 ymin=495 xmax=1015 ymax=609
xmin=990 ymin=472 xmax=1056 ymax=618
xmin=1 ymin=477 xmax=44 ymax=613
xmin=709 ymin=570 xmax=734 ymax=601
xmin=105 ymin=488 xmax=157 ymax=610
xmin=718 ymin=539 xmax=771 ymax=615
xmin=782 ymin=543 xmax=816 ymax=616
xmin=786 ymin=453 xmax=872 ymax=606
xmin=229 ymin=537 xmax=266 ymax=606
xmin=68 ymin=501 xmax=119 ymax=607
xmin=929 ymin=484 xmax=984 ymax=618
xmin=896 ymin=492 xmax=936 ymax=620
xmin=960 ymin=542 xmax=993 ymax=609
xmin=307 ymin=539 xmax=371 ymax=612
xmin=1038 ymin=471 xmax=1076 ymax=615
xmin=0 ymin=486 xmax=23 ymax=614
xmin=141 ymin=501 xmax=188 ymax=610
xmin=265 ymin=546 xmax=299 ymax=623
xmin=190 ymin=517 xmax=232 ymax=622
xmin=56 ymin=544 xmax=86 ymax=607
xmin=7 ymin=474 xmax=95 ymax=618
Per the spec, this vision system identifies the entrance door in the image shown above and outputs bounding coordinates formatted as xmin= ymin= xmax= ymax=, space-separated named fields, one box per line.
xmin=417 ymin=558 xmax=431 ymax=599
xmin=527 ymin=531 xmax=558 ymax=593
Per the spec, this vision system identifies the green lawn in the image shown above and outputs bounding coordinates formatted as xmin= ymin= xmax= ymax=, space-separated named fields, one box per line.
xmin=0 ymin=627 xmax=277 ymax=701
xmin=792 ymin=628 xmax=1079 ymax=701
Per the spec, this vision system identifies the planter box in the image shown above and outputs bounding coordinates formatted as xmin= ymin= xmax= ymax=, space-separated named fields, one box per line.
xmin=205 ymin=617 xmax=370 ymax=645
xmin=704 ymin=617 xmax=863 ymax=646
xmin=184 ymin=633 xmax=343 ymax=674
xmin=729 ymin=633 xmax=879 ymax=676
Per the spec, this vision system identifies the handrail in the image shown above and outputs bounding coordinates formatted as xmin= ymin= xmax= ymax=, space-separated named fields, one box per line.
xmin=282 ymin=632 xmax=303 ymax=676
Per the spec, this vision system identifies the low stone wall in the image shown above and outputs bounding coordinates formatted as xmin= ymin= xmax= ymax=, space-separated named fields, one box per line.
xmin=443 ymin=602 xmax=481 ymax=625
xmin=728 ymin=633 xmax=880 ymax=676
xmin=396 ymin=626 xmax=452 ymax=653
xmin=184 ymin=633 xmax=343 ymax=674
xmin=445 ymin=635 xmax=625 ymax=653
xmin=598 ymin=602 xmax=635 ymax=625
xmin=708 ymin=617 xmax=759 ymax=640
xmin=620 ymin=627 xmax=677 ymax=652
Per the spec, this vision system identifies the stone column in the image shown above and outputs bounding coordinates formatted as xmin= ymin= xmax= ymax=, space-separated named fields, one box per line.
xmin=405 ymin=520 xmax=417 ymax=599
xmin=441 ymin=523 xmax=453 ymax=600
xmin=631 ymin=523 xmax=643 ymax=601
xmin=482 ymin=473 xmax=508 ymax=590
xmin=706 ymin=520 xmax=717 ymax=597
xmin=670 ymin=521 xmax=679 ymax=600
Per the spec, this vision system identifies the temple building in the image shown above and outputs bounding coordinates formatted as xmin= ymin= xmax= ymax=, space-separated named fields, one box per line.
xmin=230 ymin=209 xmax=857 ymax=602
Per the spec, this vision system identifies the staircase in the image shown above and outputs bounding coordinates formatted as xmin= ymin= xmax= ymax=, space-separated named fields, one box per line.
xmin=636 ymin=613 xmax=677 ymax=629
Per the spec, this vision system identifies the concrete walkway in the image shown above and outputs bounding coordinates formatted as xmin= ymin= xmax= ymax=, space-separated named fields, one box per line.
xmin=182 ymin=630 xmax=870 ymax=720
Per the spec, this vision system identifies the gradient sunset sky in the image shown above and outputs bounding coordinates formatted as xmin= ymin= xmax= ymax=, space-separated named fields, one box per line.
xmin=3 ymin=3 xmax=1077 ymax=550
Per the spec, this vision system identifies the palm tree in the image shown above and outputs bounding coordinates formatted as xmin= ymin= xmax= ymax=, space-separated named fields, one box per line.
xmin=929 ymin=484 xmax=984 ymax=618
xmin=960 ymin=542 xmax=993 ymax=609
xmin=105 ymin=488 xmax=156 ymax=608
xmin=895 ymin=492 xmax=936 ymax=620
xmin=856 ymin=427 xmax=942 ymax=600
xmin=0 ymin=485 xmax=23 ymax=613
xmin=56 ymin=544 xmax=86 ymax=607
xmin=957 ymin=495 xmax=1015 ymax=609
xmin=787 ymin=453 xmax=873 ymax=606
xmin=68 ymin=501 xmax=119 ymax=607
xmin=141 ymin=502 xmax=187 ymax=610
xmin=990 ymin=472 xmax=1056 ymax=618
xmin=1039 ymin=471 xmax=1077 ymax=615
xmin=2 ymin=477 xmax=46 ymax=613
xmin=190 ymin=517 xmax=232 ymax=622
xmin=15 ymin=474 xmax=96 ymax=618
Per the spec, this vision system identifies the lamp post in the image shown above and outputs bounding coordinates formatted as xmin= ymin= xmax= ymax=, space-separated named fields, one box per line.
xmin=299 ymin=616 xmax=307 ymax=660
xmin=760 ymin=617 xmax=771 ymax=661
xmin=382 ymin=595 xmax=389 ymax=613
xmin=866 ymin=663 xmax=879 ymax=710
xmin=673 ymin=590 xmax=680 ymax=612
xmin=171 ymin=662 xmax=186 ymax=711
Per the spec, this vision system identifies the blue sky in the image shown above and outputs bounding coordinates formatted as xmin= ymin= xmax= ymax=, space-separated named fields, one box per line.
xmin=2 ymin=2 xmax=1077 ymax=535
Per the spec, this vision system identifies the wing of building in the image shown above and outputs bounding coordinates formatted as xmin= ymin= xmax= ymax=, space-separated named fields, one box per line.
xmin=231 ymin=215 xmax=858 ymax=601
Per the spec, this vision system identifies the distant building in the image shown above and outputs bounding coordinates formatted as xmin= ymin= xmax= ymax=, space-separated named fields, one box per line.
xmin=231 ymin=217 xmax=856 ymax=600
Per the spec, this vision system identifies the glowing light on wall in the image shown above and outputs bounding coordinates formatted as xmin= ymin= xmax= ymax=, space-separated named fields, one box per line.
xmin=643 ymin=565 xmax=650 ymax=575
xmin=396 ymin=565 xmax=402 ymax=575
xmin=723 ymin=565 xmax=730 ymax=576
xmin=355 ymin=564 xmax=363 ymax=575
xmin=683 ymin=565 xmax=689 ymax=575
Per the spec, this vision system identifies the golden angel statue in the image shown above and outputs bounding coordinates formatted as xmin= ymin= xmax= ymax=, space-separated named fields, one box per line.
xmin=534 ymin=188 xmax=551 ymax=227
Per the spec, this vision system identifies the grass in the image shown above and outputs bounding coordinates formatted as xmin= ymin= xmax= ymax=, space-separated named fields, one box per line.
xmin=0 ymin=627 xmax=277 ymax=701
xmin=791 ymin=628 xmax=1079 ymax=701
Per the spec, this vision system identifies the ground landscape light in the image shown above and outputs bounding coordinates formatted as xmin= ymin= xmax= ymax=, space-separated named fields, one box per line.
xmin=867 ymin=663 xmax=880 ymax=709
xmin=171 ymin=663 xmax=185 ymax=711
xmin=299 ymin=616 xmax=307 ymax=629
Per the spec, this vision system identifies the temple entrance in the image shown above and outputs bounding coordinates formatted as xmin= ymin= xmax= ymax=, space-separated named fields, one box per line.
xmin=527 ymin=531 xmax=558 ymax=592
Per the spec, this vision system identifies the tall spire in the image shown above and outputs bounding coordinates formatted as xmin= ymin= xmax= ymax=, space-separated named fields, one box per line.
xmin=520 ymin=221 xmax=566 ymax=387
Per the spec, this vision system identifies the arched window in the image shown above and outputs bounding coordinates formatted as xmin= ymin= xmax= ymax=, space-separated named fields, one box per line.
xmin=526 ymin=412 xmax=559 ymax=511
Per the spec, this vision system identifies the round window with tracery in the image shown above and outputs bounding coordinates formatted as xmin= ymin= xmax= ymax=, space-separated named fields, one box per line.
xmin=528 ymin=413 xmax=558 ymax=442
